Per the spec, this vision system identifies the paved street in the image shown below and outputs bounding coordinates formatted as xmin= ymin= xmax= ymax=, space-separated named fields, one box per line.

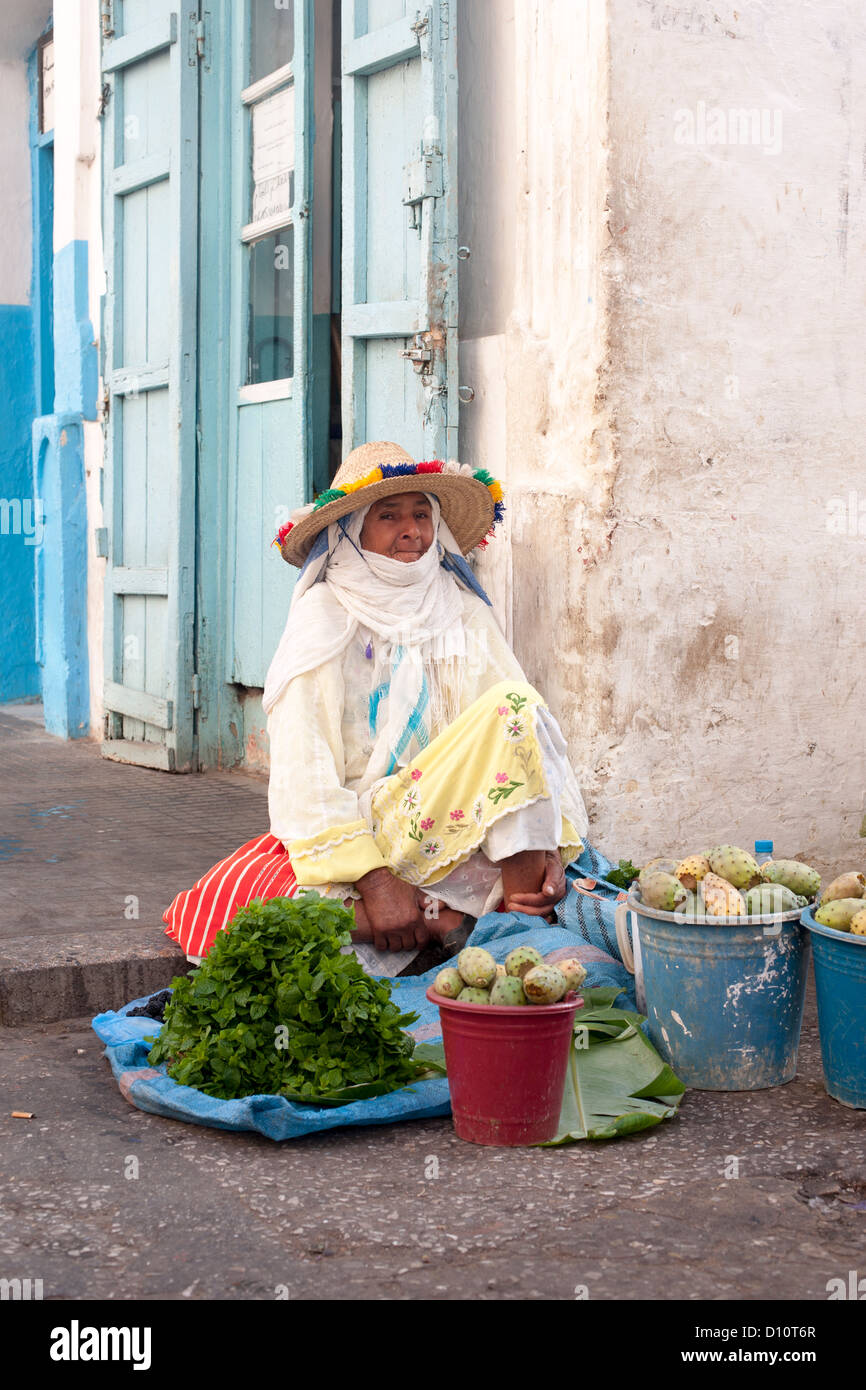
xmin=1 ymin=999 xmax=864 ymax=1302
xmin=0 ymin=701 xmax=269 ymax=946
xmin=1 ymin=700 xmax=864 ymax=1304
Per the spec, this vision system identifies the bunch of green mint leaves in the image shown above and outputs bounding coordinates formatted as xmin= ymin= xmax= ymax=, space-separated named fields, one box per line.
xmin=147 ymin=892 xmax=440 ymax=1104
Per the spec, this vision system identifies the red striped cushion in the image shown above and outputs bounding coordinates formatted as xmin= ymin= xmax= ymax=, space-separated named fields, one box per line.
xmin=162 ymin=832 xmax=297 ymax=959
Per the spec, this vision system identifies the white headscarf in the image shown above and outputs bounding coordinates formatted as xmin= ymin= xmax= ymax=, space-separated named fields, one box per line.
xmin=262 ymin=495 xmax=468 ymax=788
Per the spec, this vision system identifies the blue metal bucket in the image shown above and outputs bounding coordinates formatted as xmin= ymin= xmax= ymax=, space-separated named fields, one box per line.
xmin=802 ymin=910 xmax=866 ymax=1109
xmin=628 ymin=893 xmax=810 ymax=1090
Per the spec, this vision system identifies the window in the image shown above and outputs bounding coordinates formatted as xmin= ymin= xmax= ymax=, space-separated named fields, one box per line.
xmin=241 ymin=2 xmax=296 ymax=386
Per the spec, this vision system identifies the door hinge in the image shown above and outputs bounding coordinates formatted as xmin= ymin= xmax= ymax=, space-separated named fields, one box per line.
xmin=98 ymin=385 xmax=110 ymax=421
xmin=94 ymin=527 xmax=109 ymax=558
xmin=97 ymin=82 xmax=112 ymax=119
xmin=191 ymin=14 xmax=210 ymax=66
xmin=101 ymin=2 xmax=115 ymax=40
xmin=192 ymin=673 xmax=201 ymax=710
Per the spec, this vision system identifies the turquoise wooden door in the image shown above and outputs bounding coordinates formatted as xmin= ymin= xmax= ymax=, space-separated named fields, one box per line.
xmin=341 ymin=0 xmax=458 ymax=459
xmin=224 ymin=0 xmax=314 ymax=689
xmin=100 ymin=0 xmax=199 ymax=770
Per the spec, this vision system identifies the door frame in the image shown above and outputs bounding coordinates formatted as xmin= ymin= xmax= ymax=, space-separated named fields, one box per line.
xmin=195 ymin=0 xmax=315 ymax=770
xmin=100 ymin=2 xmax=200 ymax=771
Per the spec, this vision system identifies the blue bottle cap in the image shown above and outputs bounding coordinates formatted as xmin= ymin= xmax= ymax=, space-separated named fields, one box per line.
xmin=754 ymin=840 xmax=773 ymax=853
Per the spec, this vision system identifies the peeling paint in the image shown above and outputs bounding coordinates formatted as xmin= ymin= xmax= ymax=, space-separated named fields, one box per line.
xmin=724 ymin=942 xmax=787 ymax=1013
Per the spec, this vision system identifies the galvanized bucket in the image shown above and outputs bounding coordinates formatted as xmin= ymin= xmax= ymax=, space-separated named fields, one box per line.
xmin=802 ymin=909 xmax=866 ymax=1109
xmin=617 ymin=891 xmax=810 ymax=1090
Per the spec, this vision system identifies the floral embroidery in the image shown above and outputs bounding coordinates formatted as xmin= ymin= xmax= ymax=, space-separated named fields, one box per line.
xmin=502 ymin=714 xmax=526 ymax=742
xmin=487 ymin=777 xmax=524 ymax=805
xmin=367 ymin=685 xmax=552 ymax=885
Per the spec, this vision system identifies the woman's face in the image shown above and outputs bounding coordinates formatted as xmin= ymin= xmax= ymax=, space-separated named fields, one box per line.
xmin=360 ymin=491 xmax=434 ymax=563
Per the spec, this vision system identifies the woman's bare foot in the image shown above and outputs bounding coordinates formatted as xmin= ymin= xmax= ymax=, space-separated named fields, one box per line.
xmin=416 ymin=893 xmax=467 ymax=942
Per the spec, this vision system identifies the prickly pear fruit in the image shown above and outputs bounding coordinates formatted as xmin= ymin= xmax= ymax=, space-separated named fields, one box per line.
xmin=552 ymin=957 xmax=587 ymax=992
xmin=458 ymin=986 xmax=492 ymax=1004
xmin=676 ymin=854 xmax=712 ymax=892
xmin=814 ymin=898 xmax=864 ymax=931
xmin=504 ymin=945 xmax=544 ymax=980
xmin=761 ymin=860 xmax=821 ymax=900
xmin=639 ymin=871 xmax=688 ymax=912
xmin=457 ymin=947 xmax=497 ymax=989
xmin=522 ymin=965 xmax=568 ymax=1005
xmin=819 ymin=872 xmax=866 ymax=905
xmin=640 ymin=857 xmax=680 ymax=877
xmin=700 ymin=872 xmax=746 ymax=917
xmin=742 ymin=884 xmax=806 ymax=916
xmin=707 ymin=845 xmax=762 ymax=890
xmin=850 ymin=908 xmax=866 ymax=936
xmin=673 ymin=890 xmax=706 ymax=921
xmin=490 ymin=976 xmax=527 ymax=1006
xmin=433 ymin=967 xmax=464 ymax=999
xmin=494 ymin=962 xmax=507 ymax=978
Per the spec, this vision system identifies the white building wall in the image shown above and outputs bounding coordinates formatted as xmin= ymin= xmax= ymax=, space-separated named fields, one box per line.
xmin=0 ymin=61 xmax=34 ymax=307
xmin=56 ymin=0 xmax=865 ymax=874
xmin=460 ymin=0 xmax=865 ymax=874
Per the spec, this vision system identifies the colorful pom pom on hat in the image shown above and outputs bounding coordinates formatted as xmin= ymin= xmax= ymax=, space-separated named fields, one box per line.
xmin=272 ymin=441 xmax=505 ymax=567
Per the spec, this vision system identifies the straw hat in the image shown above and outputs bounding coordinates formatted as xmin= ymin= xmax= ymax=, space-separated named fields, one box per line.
xmin=273 ymin=441 xmax=505 ymax=567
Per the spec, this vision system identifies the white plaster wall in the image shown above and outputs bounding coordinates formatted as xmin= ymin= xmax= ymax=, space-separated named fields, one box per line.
xmin=53 ymin=0 xmax=107 ymax=739
xmin=460 ymin=0 xmax=866 ymax=875
xmin=0 ymin=61 xmax=34 ymax=305
xmin=596 ymin=0 xmax=866 ymax=871
xmin=459 ymin=0 xmax=614 ymax=826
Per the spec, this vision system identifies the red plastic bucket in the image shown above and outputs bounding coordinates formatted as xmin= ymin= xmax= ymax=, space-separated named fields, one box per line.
xmin=426 ymin=987 xmax=580 ymax=1146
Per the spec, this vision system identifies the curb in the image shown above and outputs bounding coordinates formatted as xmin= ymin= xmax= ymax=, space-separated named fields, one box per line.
xmin=0 ymin=928 xmax=189 ymax=1027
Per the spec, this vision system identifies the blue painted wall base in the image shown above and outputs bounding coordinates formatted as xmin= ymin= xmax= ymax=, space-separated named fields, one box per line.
xmin=32 ymin=415 xmax=90 ymax=738
xmin=0 ymin=303 xmax=38 ymax=702
xmin=53 ymin=241 xmax=98 ymax=421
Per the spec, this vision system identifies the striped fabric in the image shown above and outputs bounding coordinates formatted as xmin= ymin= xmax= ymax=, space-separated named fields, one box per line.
xmin=162 ymin=832 xmax=298 ymax=960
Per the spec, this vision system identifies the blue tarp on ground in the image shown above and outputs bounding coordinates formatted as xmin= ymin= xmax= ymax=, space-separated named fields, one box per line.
xmin=91 ymin=843 xmax=634 ymax=1140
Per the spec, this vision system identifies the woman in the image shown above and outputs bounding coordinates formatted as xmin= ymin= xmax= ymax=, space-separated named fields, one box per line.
xmin=163 ymin=442 xmax=589 ymax=974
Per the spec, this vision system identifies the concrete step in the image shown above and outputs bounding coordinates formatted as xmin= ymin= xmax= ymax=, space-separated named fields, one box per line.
xmin=0 ymin=928 xmax=189 ymax=1026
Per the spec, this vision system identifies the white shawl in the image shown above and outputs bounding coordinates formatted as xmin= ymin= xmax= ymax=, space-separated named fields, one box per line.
xmin=262 ymin=497 xmax=469 ymax=788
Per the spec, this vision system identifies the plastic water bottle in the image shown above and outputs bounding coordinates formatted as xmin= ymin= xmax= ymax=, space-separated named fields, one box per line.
xmin=754 ymin=840 xmax=773 ymax=866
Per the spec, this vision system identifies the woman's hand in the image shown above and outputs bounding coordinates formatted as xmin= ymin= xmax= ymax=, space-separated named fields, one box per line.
xmin=502 ymin=850 xmax=566 ymax=919
xmin=355 ymin=867 xmax=430 ymax=952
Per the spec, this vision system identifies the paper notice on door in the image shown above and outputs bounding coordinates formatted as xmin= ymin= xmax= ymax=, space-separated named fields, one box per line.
xmin=252 ymin=87 xmax=295 ymax=224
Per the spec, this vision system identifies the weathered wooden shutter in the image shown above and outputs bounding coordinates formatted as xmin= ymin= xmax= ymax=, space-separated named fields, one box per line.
xmin=226 ymin=0 xmax=314 ymax=689
xmin=100 ymin=0 xmax=199 ymax=770
xmin=341 ymin=0 xmax=458 ymax=459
